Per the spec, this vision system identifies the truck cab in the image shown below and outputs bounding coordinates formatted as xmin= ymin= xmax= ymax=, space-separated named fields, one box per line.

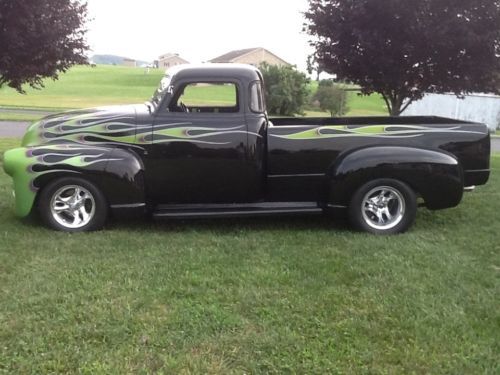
xmin=142 ymin=64 xmax=267 ymax=204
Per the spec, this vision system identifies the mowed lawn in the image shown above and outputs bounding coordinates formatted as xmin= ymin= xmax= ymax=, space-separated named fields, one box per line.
xmin=0 ymin=138 xmax=498 ymax=373
xmin=0 ymin=65 xmax=165 ymax=109
xmin=0 ymin=65 xmax=387 ymax=118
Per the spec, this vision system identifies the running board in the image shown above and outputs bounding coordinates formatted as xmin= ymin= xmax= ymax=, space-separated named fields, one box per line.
xmin=153 ymin=202 xmax=323 ymax=219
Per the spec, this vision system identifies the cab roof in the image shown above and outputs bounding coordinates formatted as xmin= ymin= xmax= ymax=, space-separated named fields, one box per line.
xmin=166 ymin=63 xmax=262 ymax=83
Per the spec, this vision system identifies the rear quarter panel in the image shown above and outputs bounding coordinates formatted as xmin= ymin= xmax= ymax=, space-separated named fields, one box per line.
xmin=267 ymin=120 xmax=489 ymax=206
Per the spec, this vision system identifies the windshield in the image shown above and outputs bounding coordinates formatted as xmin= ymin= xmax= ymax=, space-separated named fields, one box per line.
xmin=150 ymin=75 xmax=172 ymax=108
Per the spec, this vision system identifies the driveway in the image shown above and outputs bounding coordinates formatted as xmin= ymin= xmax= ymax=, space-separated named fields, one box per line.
xmin=0 ymin=121 xmax=30 ymax=137
xmin=492 ymin=137 xmax=500 ymax=153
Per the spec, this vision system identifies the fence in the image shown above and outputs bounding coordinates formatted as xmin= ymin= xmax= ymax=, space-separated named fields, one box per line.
xmin=403 ymin=93 xmax=500 ymax=131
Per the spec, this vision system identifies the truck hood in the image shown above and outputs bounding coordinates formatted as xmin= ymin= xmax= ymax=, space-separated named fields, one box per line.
xmin=22 ymin=104 xmax=140 ymax=147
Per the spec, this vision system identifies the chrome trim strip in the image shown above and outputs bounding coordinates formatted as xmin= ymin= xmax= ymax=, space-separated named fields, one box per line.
xmin=464 ymin=169 xmax=490 ymax=173
xmin=154 ymin=208 xmax=323 ymax=218
xmin=110 ymin=203 xmax=146 ymax=209
xmin=268 ymin=173 xmax=325 ymax=178
xmin=327 ymin=204 xmax=348 ymax=209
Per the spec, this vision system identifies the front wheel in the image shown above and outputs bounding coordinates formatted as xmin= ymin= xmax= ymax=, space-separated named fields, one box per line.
xmin=348 ymin=179 xmax=417 ymax=235
xmin=38 ymin=177 xmax=108 ymax=232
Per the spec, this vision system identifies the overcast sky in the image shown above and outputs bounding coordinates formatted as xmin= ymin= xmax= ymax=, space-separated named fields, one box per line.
xmin=85 ymin=0 xmax=312 ymax=71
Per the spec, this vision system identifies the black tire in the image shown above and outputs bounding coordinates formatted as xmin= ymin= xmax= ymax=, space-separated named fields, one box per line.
xmin=348 ymin=178 xmax=417 ymax=235
xmin=38 ymin=177 xmax=108 ymax=232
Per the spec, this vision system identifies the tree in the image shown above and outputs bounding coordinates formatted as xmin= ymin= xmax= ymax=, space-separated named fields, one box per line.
xmin=313 ymin=80 xmax=349 ymax=117
xmin=304 ymin=0 xmax=500 ymax=116
xmin=259 ymin=63 xmax=310 ymax=116
xmin=0 ymin=0 xmax=89 ymax=92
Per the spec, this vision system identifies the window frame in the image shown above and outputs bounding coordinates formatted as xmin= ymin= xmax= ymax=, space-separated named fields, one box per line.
xmin=165 ymin=79 xmax=242 ymax=115
xmin=249 ymin=80 xmax=266 ymax=114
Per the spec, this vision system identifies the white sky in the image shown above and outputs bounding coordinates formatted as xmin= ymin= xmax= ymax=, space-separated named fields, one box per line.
xmin=85 ymin=0 xmax=312 ymax=71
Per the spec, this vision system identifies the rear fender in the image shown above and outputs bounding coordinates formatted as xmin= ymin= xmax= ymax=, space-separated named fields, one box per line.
xmin=326 ymin=146 xmax=464 ymax=210
xmin=3 ymin=145 xmax=145 ymax=217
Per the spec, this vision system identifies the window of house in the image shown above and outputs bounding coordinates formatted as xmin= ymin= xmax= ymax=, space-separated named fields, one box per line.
xmin=169 ymin=82 xmax=239 ymax=113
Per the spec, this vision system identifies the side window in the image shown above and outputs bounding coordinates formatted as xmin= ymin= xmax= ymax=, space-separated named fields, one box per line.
xmin=169 ymin=82 xmax=239 ymax=113
xmin=250 ymin=81 xmax=265 ymax=113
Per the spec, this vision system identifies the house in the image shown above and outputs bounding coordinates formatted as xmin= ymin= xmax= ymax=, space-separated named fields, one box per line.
xmin=122 ymin=58 xmax=136 ymax=67
xmin=158 ymin=53 xmax=189 ymax=69
xmin=209 ymin=47 xmax=290 ymax=67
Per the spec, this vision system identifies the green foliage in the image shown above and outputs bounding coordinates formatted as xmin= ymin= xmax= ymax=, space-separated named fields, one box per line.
xmin=0 ymin=137 xmax=499 ymax=372
xmin=305 ymin=0 xmax=500 ymax=116
xmin=259 ymin=63 xmax=310 ymax=116
xmin=313 ymin=80 xmax=349 ymax=116
xmin=0 ymin=0 xmax=89 ymax=93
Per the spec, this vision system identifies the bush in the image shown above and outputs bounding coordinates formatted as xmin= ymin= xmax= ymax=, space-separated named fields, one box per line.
xmin=259 ymin=63 xmax=310 ymax=116
xmin=313 ymin=80 xmax=349 ymax=117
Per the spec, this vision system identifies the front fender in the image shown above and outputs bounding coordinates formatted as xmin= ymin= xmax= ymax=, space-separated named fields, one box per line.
xmin=326 ymin=146 xmax=464 ymax=210
xmin=3 ymin=145 xmax=145 ymax=217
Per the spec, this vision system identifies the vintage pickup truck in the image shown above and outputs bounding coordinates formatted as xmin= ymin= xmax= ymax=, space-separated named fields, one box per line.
xmin=3 ymin=64 xmax=491 ymax=234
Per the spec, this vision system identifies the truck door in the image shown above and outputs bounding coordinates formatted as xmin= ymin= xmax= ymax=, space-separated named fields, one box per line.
xmin=146 ymin=80 xmax=255 ymax=204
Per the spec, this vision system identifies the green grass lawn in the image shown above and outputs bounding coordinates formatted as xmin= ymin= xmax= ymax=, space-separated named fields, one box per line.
xmin=0 ymin=65 xmax=388 ymax=119
xmin=0 ymin=65 xmax=165 ymax=109
xmin=0 ymin=138 xmax=498 ymax=373
xmin=307 ymin=81 xmax=387 ymax=117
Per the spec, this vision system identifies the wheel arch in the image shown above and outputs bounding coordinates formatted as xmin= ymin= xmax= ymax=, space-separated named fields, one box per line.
xmin=325 ymin=146 xmax=464 ymax=210
xmin=4 ymin=145 xmax=146 ymax=217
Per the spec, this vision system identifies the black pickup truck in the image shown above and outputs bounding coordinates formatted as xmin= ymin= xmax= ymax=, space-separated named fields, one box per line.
xmin=3 ymin=64 xmax=491 ymax=234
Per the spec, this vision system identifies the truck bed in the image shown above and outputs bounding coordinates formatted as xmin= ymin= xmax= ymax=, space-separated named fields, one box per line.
xmin=268 ymin=116 xmax=490 ymax=187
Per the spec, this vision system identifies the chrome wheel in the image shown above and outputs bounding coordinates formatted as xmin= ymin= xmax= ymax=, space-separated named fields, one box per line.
xmin=361 ymin=186 xmax=405 ymax=231
xmin=50 ymin=185 xmax=95 ymax=229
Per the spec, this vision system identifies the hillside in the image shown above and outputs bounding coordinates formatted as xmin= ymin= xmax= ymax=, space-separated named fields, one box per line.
xmin=0 ymin=65 xmax=164 ymax=109
xmin=0 ymin=65 xmax=387 ymax=115
xmin=91 ymin=54 xmax=150 ymax=67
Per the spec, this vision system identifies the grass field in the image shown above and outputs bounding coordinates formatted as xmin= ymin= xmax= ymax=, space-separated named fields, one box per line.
xmin=0 ymin=138 xmax=498 ymax=373
xmin=0 ymin=65 xmax=165 ymax=109
xmin=0 ymin=65 xmax=387 ymax=119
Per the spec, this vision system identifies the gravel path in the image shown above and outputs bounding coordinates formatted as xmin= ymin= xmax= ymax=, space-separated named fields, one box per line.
xmin=492 ymin=137 xmax=500 ymax=153
xmin=0 ymin=107 xmax=55 ymax=116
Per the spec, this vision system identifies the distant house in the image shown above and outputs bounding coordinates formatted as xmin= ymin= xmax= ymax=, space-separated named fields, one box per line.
xmin=122 ymin=58 xmax=136 ymax=67
xmin=158 ymin=53 xmax=189 ymax=69
xmin=209 ymin=47 xmax=290 ymax=67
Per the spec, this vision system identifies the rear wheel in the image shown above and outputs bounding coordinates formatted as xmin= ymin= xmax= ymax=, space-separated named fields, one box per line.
xmin=38 ymin=177 xmax=108 ymax=232
xmin=348 ymin=179 xmax=417 ymax=235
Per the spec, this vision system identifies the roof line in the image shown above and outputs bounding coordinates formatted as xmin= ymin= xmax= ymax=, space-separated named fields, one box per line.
xmin=229 ymin=47 xmax=262 ymax=62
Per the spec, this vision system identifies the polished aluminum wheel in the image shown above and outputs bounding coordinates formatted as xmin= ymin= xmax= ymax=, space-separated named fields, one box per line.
xmin=361 ymin=186 xmax=405 ymax=230
xmin=50 ymin=185 xmax=95 ymax=229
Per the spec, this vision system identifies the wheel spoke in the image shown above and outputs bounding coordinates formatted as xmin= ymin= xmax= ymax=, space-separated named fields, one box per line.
xmin=57 ymin=195 xmax=72 ymax=203
xmin=72 ymin=187 xmax=81 ymax=200
xmin=383 ymin=208 xmax=393 ymax=221
xmin=79 ymin=192 xmax=90 ymax=202
xmin=376 ymin=211 xmax=385 ymax=224
xmin=378 ymin=190 xmax=387 ymax=201
xmin=53 ymin=204 xmax=70 ymax=212
xmin=72 ymin=210 xmax=82 ymax=226
xmin=79 ymin=207 xmax=90 ymax=222
xmin=365 ymin=204 xmax=378 ymax=215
